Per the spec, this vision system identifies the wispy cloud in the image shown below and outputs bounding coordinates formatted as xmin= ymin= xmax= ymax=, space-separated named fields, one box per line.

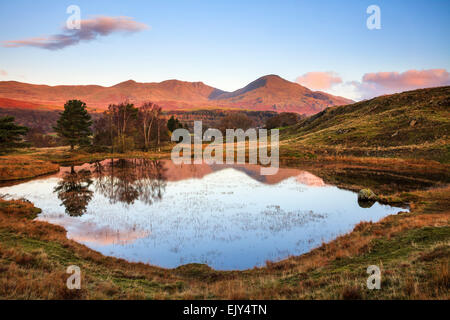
xmin=0 ymin=69 xmax=7 ymax=76
xmin=2 ymin=16 xmax=149 ymax=50
xmin=295 ymin=71 xmax=342 ymax=90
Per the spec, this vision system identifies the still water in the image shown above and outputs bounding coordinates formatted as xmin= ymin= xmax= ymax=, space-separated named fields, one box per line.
xmin=0 ymin=159 xmax=406 ymax=270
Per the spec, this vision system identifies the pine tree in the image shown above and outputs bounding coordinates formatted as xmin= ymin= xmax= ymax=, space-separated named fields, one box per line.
xmin=167 ymin=115 xmax=176 ymax=132
xmin=54 ymin=100 xmax=92 ymax=150
xmin=0 ymin=116 xmax=29 ymax=153
xmin=167 ymin=115 xmax=182 ymax=132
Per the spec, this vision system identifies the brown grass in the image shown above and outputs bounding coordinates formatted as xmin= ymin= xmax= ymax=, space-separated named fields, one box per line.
xmin=0 ymin=155 xmax=59 ymax=182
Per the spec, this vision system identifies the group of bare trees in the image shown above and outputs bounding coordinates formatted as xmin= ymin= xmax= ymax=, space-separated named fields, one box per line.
xmin=93 ymin=101 xmax=167 ymax=152
xmin=139 ymin=102 xmax=162 ymax=151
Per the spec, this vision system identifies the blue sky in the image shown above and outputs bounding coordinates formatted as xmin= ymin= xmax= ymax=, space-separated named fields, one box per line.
xmin=0 ymin=0 xmax=449 ymax=99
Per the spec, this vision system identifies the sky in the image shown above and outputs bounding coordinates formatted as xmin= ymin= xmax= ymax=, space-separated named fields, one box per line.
xmin=0 ymin=0 xmax=449 ymax=100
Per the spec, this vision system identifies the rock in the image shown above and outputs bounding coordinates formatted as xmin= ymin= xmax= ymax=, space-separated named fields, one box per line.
xmin=410 ymin=120 xmax=417 ymax=127
xmin=358 ymin=189 xmax=377 ymax=201
xmin=337 ymin=128 xmax=349 ymax=134
xmin=18 ymin=197 xmax=31 ymax=203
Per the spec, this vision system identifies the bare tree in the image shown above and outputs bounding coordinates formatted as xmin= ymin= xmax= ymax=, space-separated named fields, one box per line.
xmin=139 ymin=102 xmax=161 ymax=151
xmin=106 ymin=102 xmax=138 ymax=153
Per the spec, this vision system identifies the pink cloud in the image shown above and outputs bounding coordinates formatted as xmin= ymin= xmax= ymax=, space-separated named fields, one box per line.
xmin=295 ymin=72 xmax=342 ymax=90
xmin=352 ymin=69 xmax=450 ymax=99
xmin=2 ymin=16 xmax=149 ymax=50
xmin=363 ymin=69 xmax=450 ymax=90
xmin=0 ymin=69 xmax=7 ymax=76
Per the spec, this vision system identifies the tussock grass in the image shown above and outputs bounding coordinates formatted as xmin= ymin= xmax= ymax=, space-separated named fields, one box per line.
xmin=0 ymin=155 xmax=59 ymax=182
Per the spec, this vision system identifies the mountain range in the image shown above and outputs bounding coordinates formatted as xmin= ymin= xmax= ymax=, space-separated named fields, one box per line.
xmin=0 ymin=74 xmax=353 ymax=115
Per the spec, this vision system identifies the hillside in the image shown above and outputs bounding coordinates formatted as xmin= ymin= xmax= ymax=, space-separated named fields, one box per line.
xmin=212 ymin=75 xmax=352 ymax=113
xmin=281 ymin=86 xmax=450 ymax=162
xmin=0 ymin=97 xmax=59 ymax=110
xmin=0 ymin=75 xmax=352 ymax=115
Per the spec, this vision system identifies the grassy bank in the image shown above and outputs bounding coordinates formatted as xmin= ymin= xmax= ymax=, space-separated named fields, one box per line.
xmin=0 ymin=156 xmax=448 ymax=299
xmin=0 ymin=155 xmax=59 ymax=182
xmin=29 ymin=145 xmax=173 ymax=165
xmin=0 ymin=145 xmax=174 ymax=183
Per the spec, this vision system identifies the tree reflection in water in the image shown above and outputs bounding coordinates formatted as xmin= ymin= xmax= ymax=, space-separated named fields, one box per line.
xmin=93 ymin=159 xmax=167 ymax=206
xmin=54 ymin=166 xmax=94 ymax=216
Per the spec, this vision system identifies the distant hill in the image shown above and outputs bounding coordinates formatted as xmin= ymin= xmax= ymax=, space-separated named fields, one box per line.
xmin=0 ymin=97 xmax=59 ymax=110
xmin=0 ymin=108 xmax=61 ymax=133
xmin=211 ymin=75 xmax=352 ymax=113
xmin=281 ymin=86 xmax=450 ymax=162
xmin=0 ymin=75 xmax=352 ymax=115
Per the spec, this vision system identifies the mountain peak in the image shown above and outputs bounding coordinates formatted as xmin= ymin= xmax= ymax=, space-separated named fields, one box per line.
xmin=209 ymin=74 xmax=352 ymax=112
xmin=113 ymin=80 xmax=137 ymax=87
xmin=211 ymin=74 xmax=305 ymax=101
xmin=253 ymin=74 xmax=286 ymax=87
xmin=259 ymin=74 xmax=283 ymax=81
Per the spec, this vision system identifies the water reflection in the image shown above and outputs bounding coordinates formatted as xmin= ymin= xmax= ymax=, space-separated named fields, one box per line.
xmin=54 ymin=166 xmax=93 ymax=216
xmin=358 ymin=199 xmax=375 ymax=208
xmin=93 ymin=159 xmax=167 ymax=206
xmin=53 ymin=159 xmax=168 ymax=215
xmin=0 ymin=159 xmax=408 ymax=270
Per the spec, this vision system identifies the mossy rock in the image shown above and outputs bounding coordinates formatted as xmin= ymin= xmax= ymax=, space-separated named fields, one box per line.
xmin=358 ymin=188 xmax=377 ymax=201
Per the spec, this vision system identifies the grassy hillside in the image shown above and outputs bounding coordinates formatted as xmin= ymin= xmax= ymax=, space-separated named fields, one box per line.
xmin=281 ymin=86 xmax=450 ymax=162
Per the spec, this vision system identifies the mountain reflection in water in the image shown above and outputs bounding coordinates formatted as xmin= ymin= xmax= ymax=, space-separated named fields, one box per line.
xmin=0 ymin=159 xmax=407 ymax=270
